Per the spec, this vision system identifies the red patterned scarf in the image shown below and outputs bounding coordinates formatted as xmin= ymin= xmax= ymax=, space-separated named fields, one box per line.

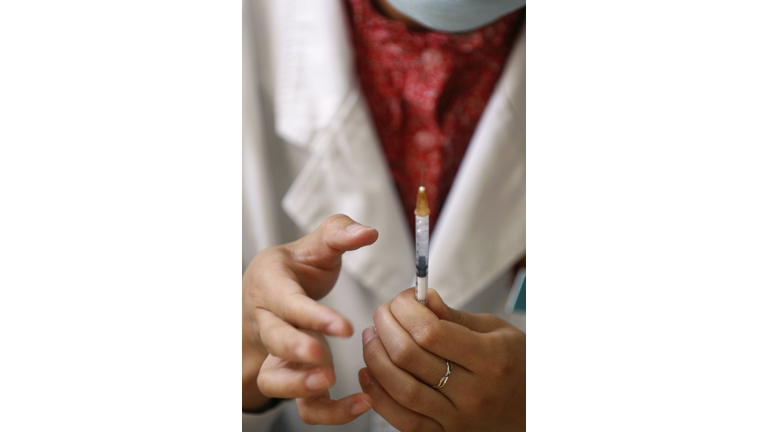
xmin=346 ymin=0 xmax=523 ymax=234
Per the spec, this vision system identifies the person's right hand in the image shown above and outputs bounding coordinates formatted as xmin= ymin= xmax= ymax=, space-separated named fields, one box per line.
xmin=242 ymin=214 xmax=378 ymax=424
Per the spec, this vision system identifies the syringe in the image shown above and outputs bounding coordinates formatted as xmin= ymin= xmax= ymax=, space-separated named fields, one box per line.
xmin=415 ymin=186 xmax=430 ymax=304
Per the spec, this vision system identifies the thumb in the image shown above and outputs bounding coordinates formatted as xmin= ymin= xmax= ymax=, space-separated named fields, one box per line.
xmin=425 ymin=288 xmax=502 ymax=334
xmin=290 ymin=214 xmax=379 ymax=269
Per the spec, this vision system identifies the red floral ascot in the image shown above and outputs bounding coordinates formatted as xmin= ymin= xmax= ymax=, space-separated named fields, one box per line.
xmin=345 ymin=0 xmax=523 ymax=234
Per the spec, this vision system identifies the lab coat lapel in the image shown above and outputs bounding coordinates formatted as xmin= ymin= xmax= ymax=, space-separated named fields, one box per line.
xmin=429 ymin=24 xmax=526 ymax=309
xmin=271 ymin=0 xmax=355 ymax=148
xmin=276 ymin=0 xmax=414 ymax=302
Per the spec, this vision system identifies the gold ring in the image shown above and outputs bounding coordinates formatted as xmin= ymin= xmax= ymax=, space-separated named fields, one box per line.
xmin=432 ymin=360 xmax=453 ymax=389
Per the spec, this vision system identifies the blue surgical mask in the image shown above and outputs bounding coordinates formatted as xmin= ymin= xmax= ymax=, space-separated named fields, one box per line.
xmin=385 ymin=0 xmax=526 ymax=33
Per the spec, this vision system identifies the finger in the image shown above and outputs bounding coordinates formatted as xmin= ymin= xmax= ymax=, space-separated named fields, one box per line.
xmin=424 ymin=288 xmax=504 ymax=333
xmin=289 ymin=214 xmax=379 ymax=270
xmin=372 ymin=303 xmax=471 ymax=397
xmin=257 ymin=355 xmax=335 ymax=399
xmin=359 ymin=368 xmax=442 ymax=432
xmin=389 ymin=288 xmax=492 ymax=372
xmin=362 ymin=328 xmax=448 ymax=418
xmin=297 ymin=392 xmax=373 ymax=425
xmin=256 ymin=272 xmax=354 ymax=337
xmin=255 ymin=308 xmax=330 ymax=364
xmin=422 ymin=288 xmax=452 ymax=321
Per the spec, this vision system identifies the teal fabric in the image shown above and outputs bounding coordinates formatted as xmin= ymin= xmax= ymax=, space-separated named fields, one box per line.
xmin=513 ymin=275 xmax=525 ymax=312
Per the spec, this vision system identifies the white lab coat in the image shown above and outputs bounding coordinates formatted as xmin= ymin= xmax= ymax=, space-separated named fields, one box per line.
xmin=242 ymin=1 xmax=525 ymax=430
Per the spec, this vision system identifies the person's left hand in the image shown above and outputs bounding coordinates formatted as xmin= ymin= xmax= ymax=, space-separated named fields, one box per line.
xmin=359 ymin=288 xmax=525 ymax=432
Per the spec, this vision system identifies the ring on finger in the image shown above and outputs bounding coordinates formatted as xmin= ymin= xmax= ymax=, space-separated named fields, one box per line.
xmin=432 ymin=360 xmax=453 ymax=389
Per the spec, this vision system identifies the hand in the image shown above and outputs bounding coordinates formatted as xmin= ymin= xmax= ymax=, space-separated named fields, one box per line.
xmin=242 ymin=214 xmax=377 ymax=424
xmin=359 ymin=288 xmax=525 ymax=432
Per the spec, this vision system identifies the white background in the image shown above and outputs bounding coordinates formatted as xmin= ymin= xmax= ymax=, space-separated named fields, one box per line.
xmin=1 ymin=1 xmax=767 ymax=430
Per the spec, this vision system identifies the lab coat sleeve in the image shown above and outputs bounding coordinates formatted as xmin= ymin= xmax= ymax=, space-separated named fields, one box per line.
xmin=242 ymin=399 xmax=291 ymax=431
xmin=243 ymin=0 xmax=280 ymax=272
xmin=242 ymin=4 xmax=286 ymax=429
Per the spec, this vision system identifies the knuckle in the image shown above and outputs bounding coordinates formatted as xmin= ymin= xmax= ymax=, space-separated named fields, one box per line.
xmin=488 ymin=357 xmax=509 ymax=380
xmin=261 ymin=328 xmax=296 ymax=359
xmin=257 ymin=326 xmax=275 ymax=350
xmin=297 ymin=403 xmax=319 ymax=425
xmin=250 ymin=245 xmax=281 ymax=272
xmin=486 ymin=336 xmax=519 ymax=379
xmin=464 ymin=389 xmax=486 ymax=412
xmin=388 ymin=340 xmax=415 ymax=368
xmin=399 ymin=380 xmax=420 ymax=407
xmin=323 ymin=213 xmax=348 ymax=230
xmin=258 ymin=319 xmax=280 ymax=343
xmin=500 ymin=354 xmax=517 ymax=376
xmin=373 ymin=304 xmax=388 ymax=323
xmin=391 ymin=291 xmax=413 ymax=313
xmin=259 ymin=245 xmax=280 ymax=258
xmin=479 ymin=393 xmax=497 ymax=415
xmin=268 ymin=246 xmax=294 ymax=267
xmin=413 ymin=322 xmax=440 ymax=349
xmin=395 ymin=289 xmax=412 ymax=303
xmin=243 ymin=275 xmax=262 ymax=303
xmin=256 ymin=374 xmax=273 ymax=398
xmin=479 ymin=313 xmax=502 ymax=326
xmin=483 ymin=313 xmax=509 ymax=333
xmin=281 ymin=292 xmax=301 ymax=322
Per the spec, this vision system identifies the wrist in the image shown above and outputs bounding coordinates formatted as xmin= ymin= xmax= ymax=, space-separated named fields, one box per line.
xmin=242 ymin=348 xmax=272 ymax=411
xmin=242 ymin=316 xmax=271 ymax=411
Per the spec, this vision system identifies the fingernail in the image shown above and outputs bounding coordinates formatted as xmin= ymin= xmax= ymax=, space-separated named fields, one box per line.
xmin=346 ymin=223 xmax=371 ymax=234
xmin=306 ymin=373 xmax=329 ymax=391
xmin=362 ymin=326 xmax=377 ymax=346
xmin=327 ymin=320 xmax=346 ymax=335
xmin=351 ymin=399 xmax=372 ymax=416
xmin=359 ymin=368 xmax=372 ymax=387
